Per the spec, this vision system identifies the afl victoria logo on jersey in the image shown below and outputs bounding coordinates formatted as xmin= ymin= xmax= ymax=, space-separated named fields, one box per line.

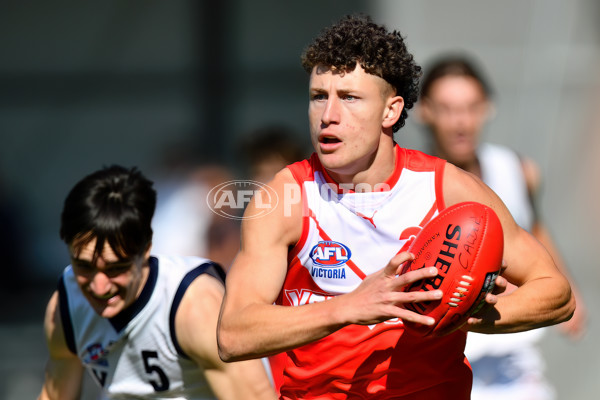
xmin=310 ymin=241 xmax=351 ymax=279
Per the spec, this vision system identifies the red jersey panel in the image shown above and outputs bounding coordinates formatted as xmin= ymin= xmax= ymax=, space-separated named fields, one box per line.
xmin=277 ymin=146 xmax=472 ymax=399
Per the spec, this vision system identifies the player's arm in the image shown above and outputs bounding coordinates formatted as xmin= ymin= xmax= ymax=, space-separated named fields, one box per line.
xmin=175 ymin=274 xmax=277 ymax=400
xmin=217 ymin=169 xmax=444 ymax=361
xmin=443 ymin=163 xmax=575 ymax=333
xmin=520 ymin=156 xmax=587 ymax=338
xmin=38 ymin=291 xmax=84 ymax=400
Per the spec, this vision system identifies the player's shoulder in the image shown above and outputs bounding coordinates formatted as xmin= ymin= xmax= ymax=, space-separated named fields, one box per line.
xmin=44 ymin=291 xmax=74 ymax=359
xmin=173 ymin=265 xmax=224 ymax=359
xmin=243 ymin=166 xmax=302 ymax=224
xmin=442 ymin=162 xmax=495 ymax=205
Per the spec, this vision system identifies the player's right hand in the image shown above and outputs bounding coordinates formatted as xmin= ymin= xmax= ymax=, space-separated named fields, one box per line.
xmin=339 ymin=252 xmax=443 ymax=327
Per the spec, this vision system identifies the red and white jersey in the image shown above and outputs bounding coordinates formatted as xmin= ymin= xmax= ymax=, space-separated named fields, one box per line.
xmin=277 ymin=145 xmax=472 ymax=399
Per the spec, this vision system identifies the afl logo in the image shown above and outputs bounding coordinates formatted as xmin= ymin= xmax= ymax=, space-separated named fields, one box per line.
xmin=310 ymin=241 xmax=352 ymax=267
xmin=207 ymin=180 xmax=278 ymax=220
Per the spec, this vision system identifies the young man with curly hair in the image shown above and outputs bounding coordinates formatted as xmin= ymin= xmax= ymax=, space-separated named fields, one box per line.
xmin=217 ymin=15 xmax=574 ymax=399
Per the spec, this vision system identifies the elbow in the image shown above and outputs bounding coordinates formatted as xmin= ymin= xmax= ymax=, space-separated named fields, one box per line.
xmin=217 ymin=325 xmax=249 ymax=363
xmin=217 ymin=329 xmax=236 ymax=363
xmin=560 ymin=287 xmax=577 ymax=323
xmin=553 ymin=279 xmax=576 ymax=325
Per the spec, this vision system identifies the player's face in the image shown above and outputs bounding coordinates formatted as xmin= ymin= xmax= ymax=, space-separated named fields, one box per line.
xmin=69 ymin=237 xmax=150 ymax=319
xmin=420 ymin=76 xmax=490 ymax=167
xmin=308 ymin=64 xmax=398 ymax=183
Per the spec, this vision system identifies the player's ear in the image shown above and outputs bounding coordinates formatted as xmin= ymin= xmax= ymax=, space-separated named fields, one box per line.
xmin=383 ymin=95 xmax=404 ymax=129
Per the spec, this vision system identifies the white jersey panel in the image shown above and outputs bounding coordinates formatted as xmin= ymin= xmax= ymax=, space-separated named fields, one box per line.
xmin=60 ymin=254 xmax=218 ymax=400
xmin=296 ymin=166 xmax=439 ymax=295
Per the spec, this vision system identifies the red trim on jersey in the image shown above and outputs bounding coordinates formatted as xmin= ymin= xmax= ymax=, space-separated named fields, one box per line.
xmin=307 ymin=209 xmax=367 ymax=280
xmin=420 ymin=202 xmax=439 ymax=227
xmin=402 ymin=147 xmax=441 ymax=171
xmin=435 ymin=157 xmax=447 ymax=210
xmin=313 ymin=145 xmax=404 ymax=193
xmin=286 ymin=161 xmax=314 ymax=264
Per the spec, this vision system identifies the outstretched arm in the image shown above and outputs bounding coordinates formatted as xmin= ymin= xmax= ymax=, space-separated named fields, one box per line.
xmin=442 ymin=163 xmax=575 ymax=333
xmin=217 ymin=169 xmax=444 ymax=362
xmin=38 ymin=292 xmax=84 ymax=400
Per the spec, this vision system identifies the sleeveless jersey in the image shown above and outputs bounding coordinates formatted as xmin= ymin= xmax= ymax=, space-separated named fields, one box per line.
xmin=58 ymin=255 xmax=225 ymax=400
xmin=277 ymin=145 xmax=473 ymax=399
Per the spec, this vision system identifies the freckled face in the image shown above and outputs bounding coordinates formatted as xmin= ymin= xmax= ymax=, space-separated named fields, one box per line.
xmin=69 ymin=238 xmax=149 ymax=319
xmin=308 ymin=64 xmax=397 ymax=181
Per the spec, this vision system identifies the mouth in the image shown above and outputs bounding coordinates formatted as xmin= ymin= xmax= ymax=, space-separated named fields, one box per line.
xmin=90 ymin=291 xmax=119 ymax=303
xmin=320 ymin=135 xmax=341 ymax=144
xmin=318 ymin=133 xmax=343 ymax=153
xmin=319 ymin=133 xmax=341 ymax=144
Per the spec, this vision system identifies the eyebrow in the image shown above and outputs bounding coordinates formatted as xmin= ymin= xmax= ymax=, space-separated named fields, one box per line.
xmin=71 ymin=258 xmax=133 ymax=267
xmin=310 ymin=87 xmax=359 ymax=96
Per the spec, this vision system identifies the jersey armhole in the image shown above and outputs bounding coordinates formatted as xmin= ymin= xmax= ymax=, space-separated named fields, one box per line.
xmin=435 ymin=158 xmax=447 ymax=210
xmin=169 ymin=262 xmax=225 ymax=359
xmin=284 ymin=162 xmax=311 ymax=262
xmin=57 ymin=276 xmax=77 ymax=355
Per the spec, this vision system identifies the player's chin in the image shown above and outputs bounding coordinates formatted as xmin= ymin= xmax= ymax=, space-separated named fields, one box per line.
xmin=98 ymin=302 xmax=125 ymax=319
xmin=88 ymin=295 xmax=124 ymax=318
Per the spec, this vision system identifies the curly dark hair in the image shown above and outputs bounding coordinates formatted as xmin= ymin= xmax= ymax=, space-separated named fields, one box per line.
xmin=301 ymin=14 xmax=422 ymax=132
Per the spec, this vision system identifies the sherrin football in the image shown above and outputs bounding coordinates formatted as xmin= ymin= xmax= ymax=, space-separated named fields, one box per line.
xmin=400 ymin=201 xmax=504 ymax=337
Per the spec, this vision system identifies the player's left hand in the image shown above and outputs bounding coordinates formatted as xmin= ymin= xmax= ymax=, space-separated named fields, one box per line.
xmin=462 ymin=262 xmax=508 ymax=329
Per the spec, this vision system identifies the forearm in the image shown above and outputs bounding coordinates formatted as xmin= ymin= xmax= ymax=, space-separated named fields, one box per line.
xmin=218 ymin=295 xmax=347 ymax=362
xmin=467 ymin=275 xmax=574 ymax=334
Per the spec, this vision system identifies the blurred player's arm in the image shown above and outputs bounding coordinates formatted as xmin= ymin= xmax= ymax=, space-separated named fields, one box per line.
xmin=38 ymin=291 xmax=84 ymax=400
xmin=443 ymin=163 xmax=575 ymax=333
xmin=175 ymin=273 xmax=277 ymax=400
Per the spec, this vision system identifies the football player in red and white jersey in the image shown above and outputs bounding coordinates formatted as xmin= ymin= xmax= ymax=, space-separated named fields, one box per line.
xmin=217 ymin=14 xmax=575 ymax=400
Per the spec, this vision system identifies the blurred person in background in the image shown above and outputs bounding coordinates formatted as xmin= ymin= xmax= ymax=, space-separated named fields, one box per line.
xmin=38 ymin=165 xmax=276 ymax=400
xmin=238 ymin=124 xmax=310 ymax=184
xmin=152 ymin=127 xmax=308 ymax=395
xmin=416 ymin=53 xmax=587 ymax=400
xmin=151 ymin=142 xmax=240 ymax=272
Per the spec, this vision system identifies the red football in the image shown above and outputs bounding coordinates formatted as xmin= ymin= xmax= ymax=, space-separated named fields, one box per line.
xmin=401 ymin=201 xmax=504 ymax=337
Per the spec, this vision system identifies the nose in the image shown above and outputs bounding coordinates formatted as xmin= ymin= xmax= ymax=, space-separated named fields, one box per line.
xmin=321 ymin=97 xmax=340 ymax=125
xmin=89 ymin=271 xmax=112 ymax=296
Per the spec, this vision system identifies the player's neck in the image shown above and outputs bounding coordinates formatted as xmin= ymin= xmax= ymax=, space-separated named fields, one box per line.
xmin=324 ymin=143 xmax=397 ymax=192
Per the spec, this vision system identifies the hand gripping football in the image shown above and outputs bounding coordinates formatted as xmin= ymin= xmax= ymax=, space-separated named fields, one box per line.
xmin=401 ymin=201 xmax=504 ymax=337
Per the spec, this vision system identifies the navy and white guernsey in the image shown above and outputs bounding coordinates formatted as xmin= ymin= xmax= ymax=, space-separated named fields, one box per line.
xmin=58 ymin=255 xmax=225 ymax=400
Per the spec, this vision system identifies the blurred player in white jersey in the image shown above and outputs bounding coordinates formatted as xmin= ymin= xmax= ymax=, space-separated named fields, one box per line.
xmin=39 ymin=165 xmax=276 ymax=400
